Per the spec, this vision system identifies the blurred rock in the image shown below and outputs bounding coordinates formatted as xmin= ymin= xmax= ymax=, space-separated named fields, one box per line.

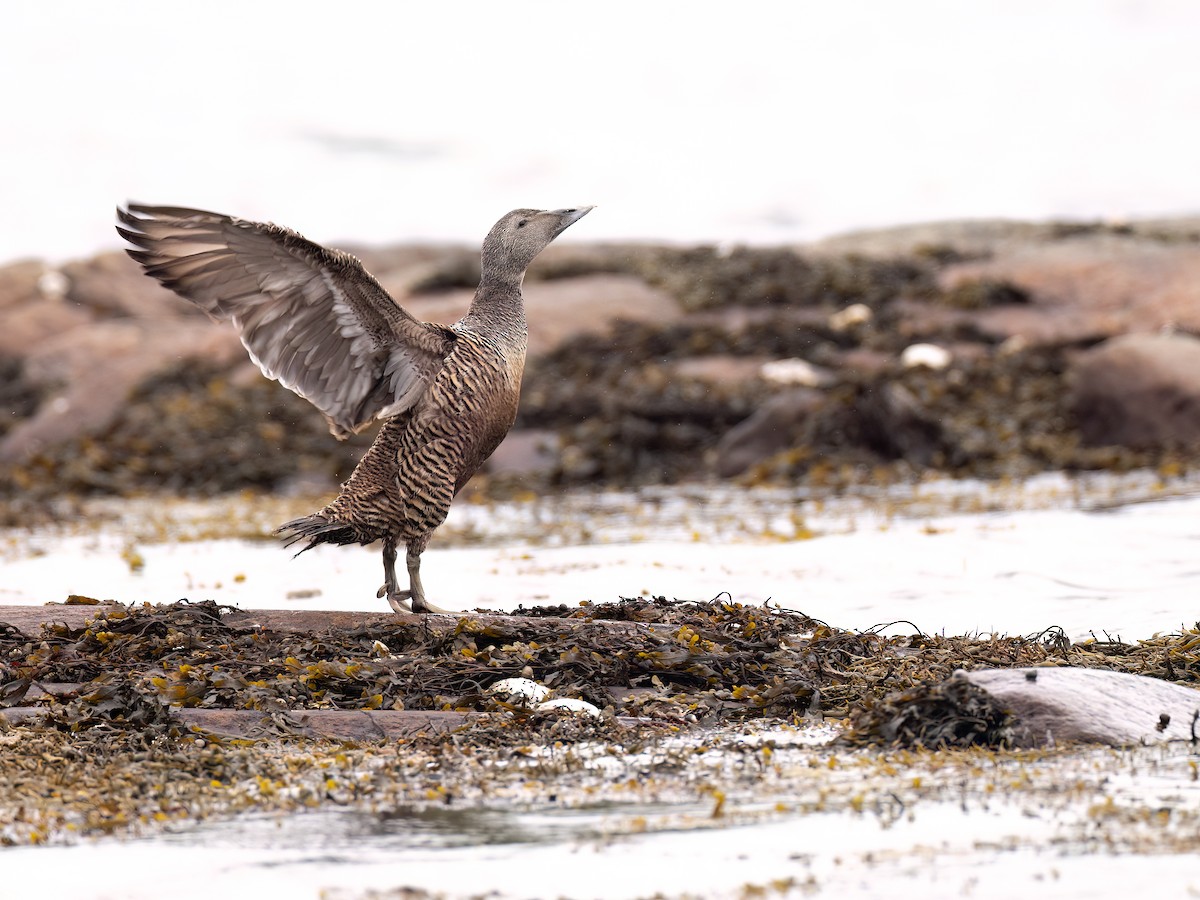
xmin=760 ymin=358 xmax=835 ymax=387
xmin=401 ymin=274 xmax=680 ymax=356
xmin=714 ymin=388 xmax=825 ymax=477
xmin=805 ymin=217 xmax=1200 ymax=261
xmin=940 ymin=235 xmax=1200 ymax=332
xmin=0 ymin=297 xmax=94 ymax=357
xmin=900 ymin=343 xmax=952 ymax=370
xmin=484 ymin=429 xmax=560 ymax=478
xmin=857 ymin=382 xmax=951 ymax=467
xmin=62 ymin=251 xmax=201 ymax=319
xmin=974 ymin=305 xmax=1127 ymax=346
xmin=0 ymin=259 xmax=46 ymax=310
xmin=835 ymin=348 xmax=892 ymax=378
xmin=827 ymin=302 xmax=873 ymax=331
xmin=1070 ymin=332 xmax=1200 ymax=448
xmin=0 ymin=320 xmax=241 ymax=463
xmin=6 ymin=219 xmax=1200 ymax=504
xmin=671 ymin=355 xmax=769 ymax=386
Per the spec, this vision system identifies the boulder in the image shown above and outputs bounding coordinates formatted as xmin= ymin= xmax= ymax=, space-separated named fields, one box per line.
xmin=974 ymin=304 xmax=1128 ymax=346
xmin=0 ymin=320 xmax=241 ymax=463
xmin=940 ymin=236 xmax=1200 ymax=333
xmin=855 ymin=665 xmax=1200 ymax=748
xmin=713 ymin=388 xmax=825 ymax=477
xmin=0 ymin=259 xmax=47 ymax=310
xmin=61 ymin=251 xmax=202 ymax=319
xmin=1070 ymin=332 xmax=1200 ymax=448
xmin=0 ymin=298 xmax=95 ymax=358
xmin=962 ymin=667 xmax=1200 ymax=747
xmin=856 ymin=382 xmax=951 ymax=466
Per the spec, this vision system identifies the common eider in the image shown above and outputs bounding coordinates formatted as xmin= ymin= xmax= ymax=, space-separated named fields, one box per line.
xmin=117 ymin=204 xmax=593 ymax=613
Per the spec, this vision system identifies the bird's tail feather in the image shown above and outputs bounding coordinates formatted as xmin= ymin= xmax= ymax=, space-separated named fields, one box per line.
xmin=275 ymin=514 xmax=360 ymax=554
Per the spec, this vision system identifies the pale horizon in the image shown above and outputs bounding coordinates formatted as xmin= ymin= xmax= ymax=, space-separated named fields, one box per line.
xmin=6 ymin=0 xmax=1200 ymax=264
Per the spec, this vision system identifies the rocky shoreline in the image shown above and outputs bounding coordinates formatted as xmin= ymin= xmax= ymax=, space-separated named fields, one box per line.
xmin=5 ymin=217 xmax=1200 ymax=522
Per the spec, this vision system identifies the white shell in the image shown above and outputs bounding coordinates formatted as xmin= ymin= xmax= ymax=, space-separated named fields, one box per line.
xmin=998 ymin=335 xmax=1028 ymax=357
xmin=828 ymin=303 xmax=873 ymax=331
xmin=37 ymin=269 xmax=70 ymax=301
xmin=487 ymin=677 xmax=551 ymax=706
xmin=536 ymin=698 xmax=602 ymax=718
xmin=760 ymin=358 xmax=831 ymax=387
xmin=900 ymin=342 xmax=952 ymax=370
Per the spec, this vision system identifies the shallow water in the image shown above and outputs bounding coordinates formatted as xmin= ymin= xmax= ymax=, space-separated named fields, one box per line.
xmin=5 ymin=739 xmax=1199 ymax=900
xmin=5 ymin=474 xmax=1200 ymax=899
xmin=4 ymin=472 xmax=1200 ymax=641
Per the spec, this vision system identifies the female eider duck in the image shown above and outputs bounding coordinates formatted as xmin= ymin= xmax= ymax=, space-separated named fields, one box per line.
xmin=116 ymin=204 xmax=593 ymax=613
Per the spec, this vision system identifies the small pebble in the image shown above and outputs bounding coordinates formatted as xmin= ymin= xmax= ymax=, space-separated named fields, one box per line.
xmin=828 ymin=303 xmax=873 ymax=331
xmin=901 ymin=343 xmax=952 ymax=370
xmin=760 ymin=358 xmax=832 ymax=387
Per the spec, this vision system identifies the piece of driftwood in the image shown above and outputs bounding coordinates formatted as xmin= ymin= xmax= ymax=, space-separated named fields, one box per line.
xmin=960 ymin=666 xmax=1200 ymax=747
xmin=0 ymin=604 xmax=659 ymax=637
xmin=0 ymin=605 xmax=103 ymax=633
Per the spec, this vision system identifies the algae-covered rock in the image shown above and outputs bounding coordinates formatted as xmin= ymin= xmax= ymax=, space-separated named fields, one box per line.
xmin=1071 ymin=332 xmax=1200 ymax=450
xmin=3 ymin=220 xmax=1200 ymax=509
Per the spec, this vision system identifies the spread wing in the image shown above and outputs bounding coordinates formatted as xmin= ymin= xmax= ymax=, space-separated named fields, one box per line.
xmin=117 ymin=204 xmax=456 ymax=438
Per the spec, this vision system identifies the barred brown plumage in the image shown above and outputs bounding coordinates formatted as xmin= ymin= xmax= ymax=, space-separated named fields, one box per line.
xmin=116 ymin=203 xmax=593 ymax=613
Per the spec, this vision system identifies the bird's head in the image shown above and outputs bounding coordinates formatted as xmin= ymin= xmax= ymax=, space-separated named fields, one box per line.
xmin=481 ymin=206 xmax=594 ymax=280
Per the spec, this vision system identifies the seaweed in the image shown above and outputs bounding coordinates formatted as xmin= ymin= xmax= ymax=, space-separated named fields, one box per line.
xmin=846 ymin=674 xmax=1015 ymax=749
xmin=4 ymin=598 xmax=1200 ymax=845
xmin=5 ymin=598 xmax=1199 ymax=741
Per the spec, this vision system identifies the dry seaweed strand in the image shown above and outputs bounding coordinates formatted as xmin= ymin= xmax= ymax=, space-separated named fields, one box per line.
xmin=4 ymin=598 xmax=1198 ymax=737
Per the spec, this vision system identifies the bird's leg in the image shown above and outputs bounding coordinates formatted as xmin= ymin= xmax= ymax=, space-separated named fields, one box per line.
xmin=406 ymin=540 xmax=449 ymax=614
xmin=377 ymin=538 xmax=412 ymax=613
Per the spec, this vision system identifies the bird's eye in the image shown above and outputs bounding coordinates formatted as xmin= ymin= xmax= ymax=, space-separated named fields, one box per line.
xmin=517 ymin=219 xmax=527 ymax=228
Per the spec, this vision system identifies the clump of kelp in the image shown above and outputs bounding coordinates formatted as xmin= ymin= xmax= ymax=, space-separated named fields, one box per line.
xmin=4 ymin=598 xmax=1200 ymax=846
xmin=847 ymin=674 xmax=1016 ymax=749
xmin=4 ymin=598 xmax=1199 ymax=748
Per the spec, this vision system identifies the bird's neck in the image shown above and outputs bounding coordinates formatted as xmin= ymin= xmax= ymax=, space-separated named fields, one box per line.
xmin=462 ymin=278 xmax=527 ymax=344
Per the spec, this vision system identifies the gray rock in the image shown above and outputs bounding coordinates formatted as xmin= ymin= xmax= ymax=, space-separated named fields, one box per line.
xmin=0 ymin=259 xmax=46 ymax=310
xmin=1070 ymin=332 xmax=1200 ymax=448
xmin=961 ymin=667 xmax=1200 ymax=747
xmin=484 ymin=429 xmax=560 ymax=478
xmin=713 ymin=388 xmax=825 ymax=477
xmin=857 ymin=382 xmax=951 ymax=466
xmin=939 ymin=236 xmax=1200 ymax=333
xmin=62 ymin=251 xmax=200 ymax=319
xmin=0 ymin=320 xmax=241 ymax=463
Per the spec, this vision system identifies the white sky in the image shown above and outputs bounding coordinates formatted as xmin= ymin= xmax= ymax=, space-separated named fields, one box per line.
xmin=4 ymin=0 xmax=1200 ymax=261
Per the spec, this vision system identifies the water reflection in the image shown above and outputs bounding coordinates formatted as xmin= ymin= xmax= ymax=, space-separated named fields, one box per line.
xmin=156 ymin=800 xmax=712 ymax=853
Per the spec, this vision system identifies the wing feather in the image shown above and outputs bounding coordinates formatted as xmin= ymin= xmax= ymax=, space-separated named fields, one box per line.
xmin=117 ymin=204 xmax=455 ymax=438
